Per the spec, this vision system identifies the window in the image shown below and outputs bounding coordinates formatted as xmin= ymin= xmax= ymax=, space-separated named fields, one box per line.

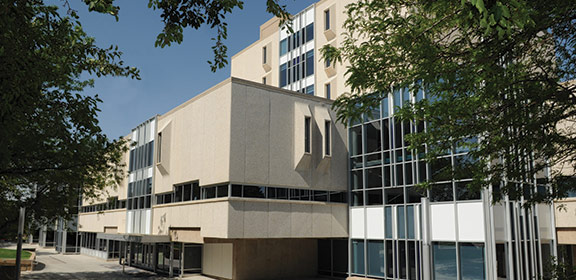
xmin=305 ymin=117 xmax=311 ymax=153
xmin=324 ymin=9 xmax=330 ymax=30
xmin=325 ymin=57 xmax=331 ymax=68
xmin=433 ymin=242 xmax=457 ymax=279
xmin=352 ymin=240 xmax=365 ymax=274
xmin=460 ymin=243 xmax=485 ymax=279
xmin=305 ymin=50 xmax=314 ymax=77
xmin=280 ymin=63 xmax=287 ymax=87
xmin=157 ymin=132 xmax=162 ymax=163
xmin=305 ymin=85 xmax=314 ymax=95
xmin=367 ymin=241 xmax=385 ymax=277
xmin=325 ymin=83 xmax=331 ymax=99
xmin=262 ymin=77 xmax=267 ymax=85
xmin=305 ymin=23 xmax=314 ymax=42
xmin=280 ymin=38 xmax=287 ymax=56
xmin=262 ymin=46 xmax=267 ymax=64
xmin=325 ymin=121 xmax=331 ymax=156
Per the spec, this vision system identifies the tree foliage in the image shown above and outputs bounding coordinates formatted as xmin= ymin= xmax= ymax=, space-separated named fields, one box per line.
xmin=323 ymin=0 xmax=576 ymax=204
xmin=0 ymin=0 xmax=292 ymax=234
xmin=0 ymin=0 xmax=139 ymax=234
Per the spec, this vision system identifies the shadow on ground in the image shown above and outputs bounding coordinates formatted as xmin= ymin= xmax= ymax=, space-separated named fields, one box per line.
xmin=32 ymin=262 xmax=45 ymax=271
xmin=22 ymin=271 xmax=171 ymax=279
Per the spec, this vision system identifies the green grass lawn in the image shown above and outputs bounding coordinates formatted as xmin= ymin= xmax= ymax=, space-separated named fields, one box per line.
xmin=0 ymin=248 xmax=32 ymax=259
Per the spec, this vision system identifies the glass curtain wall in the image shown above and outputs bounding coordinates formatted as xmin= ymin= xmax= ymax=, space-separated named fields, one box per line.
xmin=349 ymin=87 xmax=482 ymax=280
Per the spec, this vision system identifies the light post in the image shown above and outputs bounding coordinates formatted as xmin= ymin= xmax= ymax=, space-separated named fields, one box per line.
xmin=14 ymin=207 xmax=25 ymax=280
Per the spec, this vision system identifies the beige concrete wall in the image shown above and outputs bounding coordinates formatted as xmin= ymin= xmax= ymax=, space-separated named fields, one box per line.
xmin=230 ymin=0 xmax=355 ymax=100
xmin=152 ymin=197 xmax=348 ymax=239
xmin=154 ymin=80 xmax=233 ymax=193
xmin=228 ymin=81 xmax=347 ymax=190
xmin=228 ymin=199 xmax=347 ymax=238
xmin=231 ymin=18 xmax=279 ymax=87
xmin=151 ymin=199 xmax=229 ymax=238
xmin=556 ymin=198 xmax=576 ymax=228
xmin=203 ymin=243 xmax=233 ymax=279
xmin=314 ymin=0 xmax=355 ymax=100
xmin=205 ymin=238 xmax=317 ymax=280
xmin=78 ymin=209 xmax=126 ymax=233
xmin=556 ymin=198 xmax=576 ymax=244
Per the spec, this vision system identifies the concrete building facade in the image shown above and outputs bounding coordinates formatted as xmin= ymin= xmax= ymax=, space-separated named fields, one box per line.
xmin=74 ymin=0 xmax=570 ymax=279
xmin=78 ymin=78 xmax=349 ymax=279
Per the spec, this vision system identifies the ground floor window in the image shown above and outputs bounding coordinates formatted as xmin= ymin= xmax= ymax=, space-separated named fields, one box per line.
xmin=432 ymin=242 xmax=457 ymax=279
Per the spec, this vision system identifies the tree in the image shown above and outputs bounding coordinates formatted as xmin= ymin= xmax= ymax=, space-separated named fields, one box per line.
xmin=0 ymin=0 xmax=291 ymax=235
xmin=0 ymin=0 xmax=138 ymax=235
xmin=322 ymin=0 xmax=576 ymax=205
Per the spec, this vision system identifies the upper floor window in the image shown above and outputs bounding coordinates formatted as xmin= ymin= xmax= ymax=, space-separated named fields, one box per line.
xmin=262 ymin=77 xmax=267 ymax=85
xmin=305 ymin=117 xmax=311 ymax=153
xmin=325 ymin=121 xmax=331 ymax=156
xmin=262 ymin=46 xmax=267 ymax=64
xmin=325 ymin=83 xmax=331 ymax=99
xmin=280 ymin=39 xmax=287 ymax=56
xmin=305 ymin=23 xmax=314 ymax=42
xmin=324 ymin=10 xmax=330 ymax=30
xmin=157 ymin=132 xmax=162 ymax=163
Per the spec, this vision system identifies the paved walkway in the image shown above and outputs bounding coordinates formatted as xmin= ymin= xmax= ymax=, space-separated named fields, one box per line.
xmin=3 ymin=245 xmax=207 ymax=280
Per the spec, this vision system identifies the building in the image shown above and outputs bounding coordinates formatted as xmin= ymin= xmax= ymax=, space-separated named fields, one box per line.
xmin=78 ymin=78 xmax=349 ymax=279
xmin=76 ymin=0 xmax=563 ymax=279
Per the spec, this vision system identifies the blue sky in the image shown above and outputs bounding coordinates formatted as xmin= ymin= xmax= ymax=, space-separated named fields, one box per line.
xmin=68 ymin=0 xmax=318 ymax=138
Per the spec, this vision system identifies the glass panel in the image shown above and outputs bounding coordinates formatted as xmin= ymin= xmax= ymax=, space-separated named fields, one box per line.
xmin=385 ymin=207 xmax=393 ymax=238
xmin=352 ymin=170 xmax=363 ymax=190
xmin=217 ymin=185 xmax=228 ymax=198
xmin=382 ymin=96 xmax=389 ymax=118
xmin=385 ymin=188 xmax=404 ymax=204
xmin=460 ymin=243 xmax=485 ymax=280
xmin=366 ymin=122 xmax=382 ymax=153
xmin=243 ymin=185 xmax=265 ymax=198
xmin=431 ymin=156 xmax=452 ymax=181
xmin=204 ymin=187 xmax=216 ymax=199
xmin=406 ymin=187 xmax=426 ymax=203
xmin=456 ymin=181 xmax=481 ymax=200
xmin=408 ymin=241 xmax=417 ymax=280
xmin=365 ymin=168 xmax=382 ymax=189
xmin=368 ymin=240 xmax=385 ymax=277
xmin=398 ymin=206 xmax=406 ymax=239
xmin=350 ymin=126 xmax=363 ymax=156
xmin=352 ymin=240 xmax=365 ymax=275
xmin=305 ymin=23 xmax=314 ymax=42
xmin=366 ymin=153 xmax=382 ymax=167
xmin=352 ymin=191 xmax=364 ymax=207
xmin=407 ymin=205 xmax=415 ymax=239
xmin=231 ymin=185 xmax=242 ymax=197
xmin=183 ymin=184 xmax=192 ymax=201
xmin=174 ymin=185 xmax=183 ymax=202
xmin=433 ymin=242 xmax=457 ymax=279
xmin=280 ymin=39 xmax=287 ymax=56
xmin=366 ymin=189 xmax=383 ymax=206
xmin=384 ymin=165 xmax=391 ymax=186
xmin=430 ymin=183 xmax=454 ymax=202
xmin=399 ymin=241 xmax=407 ymax=278
xmin=386 ymin=240 xmax=394 ymax=276
xmin=383 ymin=119 xmax=390 ymax=150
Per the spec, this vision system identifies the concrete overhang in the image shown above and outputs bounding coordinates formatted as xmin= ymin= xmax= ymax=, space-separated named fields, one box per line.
xmin=96 ymin=233 xmax=170 ymax=243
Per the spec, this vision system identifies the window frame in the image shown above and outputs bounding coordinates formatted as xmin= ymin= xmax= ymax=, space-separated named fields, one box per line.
xmin=305 ymin=116 xmax=312 ymax=154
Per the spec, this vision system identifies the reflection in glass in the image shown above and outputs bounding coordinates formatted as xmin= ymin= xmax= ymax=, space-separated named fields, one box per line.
xmin=352 ymin=240 xmax=365 ymax=274
xmin=368 ymin=241 xmax=385 ymax=277
xmin=398 ymin=206 xmax=406 ymax=238
xmin=385 ymin=206 xmax=393 ymax=238
xmin=460 ymin=243 xmax=485 ymax=280
xmin=407 ymin=205 xmax=415 ymax=239
xmin=433 ymin=242 xmax=457 ymax=279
